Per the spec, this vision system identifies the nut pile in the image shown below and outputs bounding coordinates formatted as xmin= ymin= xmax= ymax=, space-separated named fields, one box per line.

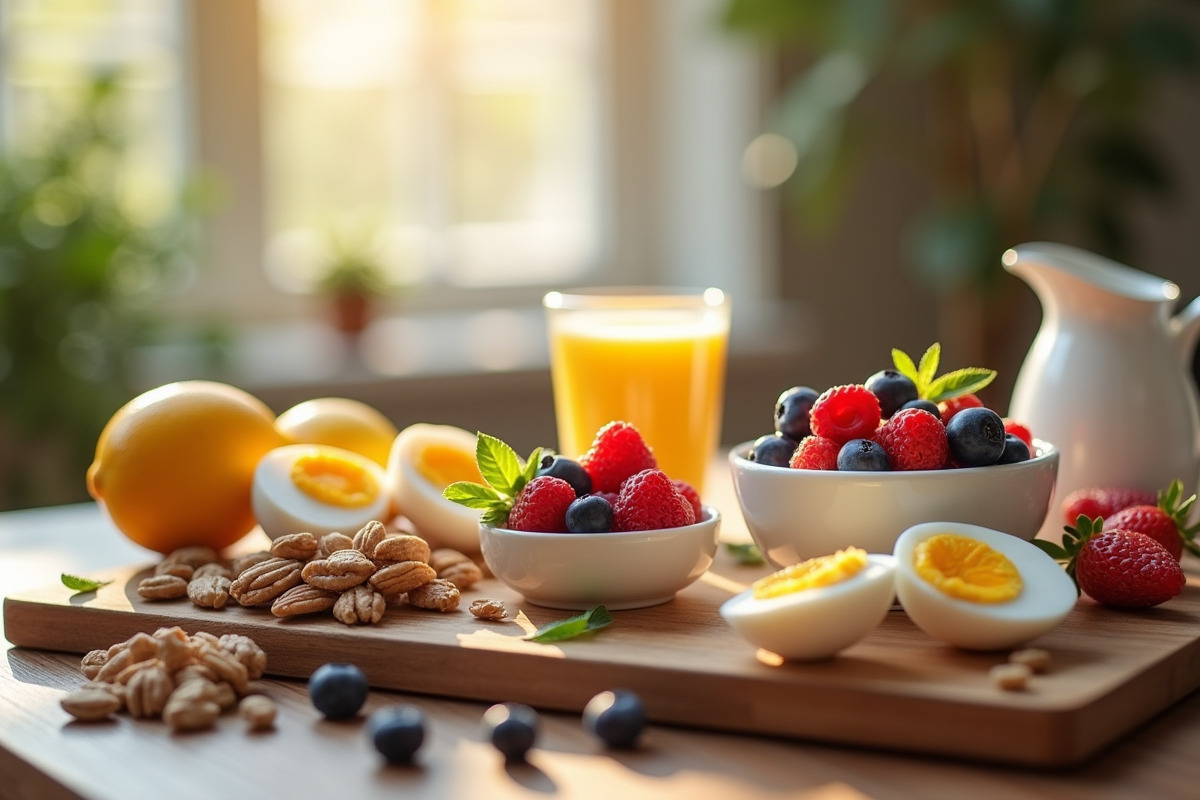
xmin=62 ymin=627 xmax=275 ymax=732
xmin=137 ymin=520 xmax=485 ymax=626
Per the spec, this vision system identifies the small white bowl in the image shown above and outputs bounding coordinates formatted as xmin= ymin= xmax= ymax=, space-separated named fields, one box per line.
xmin=729 ymin=439 xmax=1059 ymax=567
xmin=478 ymin=507 xmax=721 ymax=610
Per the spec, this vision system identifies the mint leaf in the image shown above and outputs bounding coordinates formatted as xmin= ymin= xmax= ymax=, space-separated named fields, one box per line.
xmin=725 ymin=542 xmax=765 ymax=566
xmin=525 ymin=605 xmax=614 ymax=643
xmin=924 ymin=368 xmax=997 ymax=403
xmin=891 ymin=347 xmax=918 ymax=384
xmin=916 ymin=343 xmax=941 ymax=390
xmin=442 ymin=481 xmax=506 ymax=508
xmin=476 ymin=433 xmax=523 ymax=495
xmin=61 ymin=573 xmax=112 ymax=594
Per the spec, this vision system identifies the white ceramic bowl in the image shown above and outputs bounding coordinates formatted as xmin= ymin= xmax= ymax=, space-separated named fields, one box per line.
xmin=478 ymin=507 xmax=721 ymax=610
xmin=728 ymin=440 xmax=1059 ymax=568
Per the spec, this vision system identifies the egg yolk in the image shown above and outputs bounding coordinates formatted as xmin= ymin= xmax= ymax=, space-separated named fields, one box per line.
xmin=417 ymin=444 xmax=484 ymax=488
xmin=913 ymin=533 xmax=1022 ymax=603
xmin=290 ymin=452 xmax=379 ymax=508
xmin=752 ymin=547 xmax=868 ymax=600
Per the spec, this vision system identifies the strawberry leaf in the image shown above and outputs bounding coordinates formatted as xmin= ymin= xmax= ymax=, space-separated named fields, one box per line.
xmin=1030 ymin=540 xmax=1069 ymax=560
xmin=525 ymin=605 xmax=614 ymax=643
xmin=924 ymin=368 xmax=997 ymax=403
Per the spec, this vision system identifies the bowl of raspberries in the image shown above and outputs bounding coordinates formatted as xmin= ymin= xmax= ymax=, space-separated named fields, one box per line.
xmin=444 ymin=421 xmax=720 ymax=610
xmin=730 ymin=344 xmax=1059 ymax=567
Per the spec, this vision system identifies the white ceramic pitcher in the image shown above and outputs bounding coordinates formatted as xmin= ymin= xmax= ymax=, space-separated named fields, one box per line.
xmin=1003 ymin=242 xmax=1200 ymax=541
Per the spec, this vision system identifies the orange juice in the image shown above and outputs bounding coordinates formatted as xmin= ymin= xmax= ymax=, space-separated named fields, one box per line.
xmin=544 ymin=289 xmax=730 ymax=493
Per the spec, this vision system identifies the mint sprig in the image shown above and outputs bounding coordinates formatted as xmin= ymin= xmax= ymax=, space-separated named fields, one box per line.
xmin=891 ymin=342 xmax=996 ymax=403
xmin=725 ymin=542 xmax=765 ymax=566
xmin=525 ymin=605 xmax=614 ymax=643
xmin=61 ymin=573 xmax=112 ymax=595
xmin=442 ymin=432 xmax=542 ymax=527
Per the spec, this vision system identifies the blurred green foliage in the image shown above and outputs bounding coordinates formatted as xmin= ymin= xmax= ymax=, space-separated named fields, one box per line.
xmin=721 ymin=0 xmax=1199 ymax=291
xmin=0 ymin=76 xmax=201 ymax=509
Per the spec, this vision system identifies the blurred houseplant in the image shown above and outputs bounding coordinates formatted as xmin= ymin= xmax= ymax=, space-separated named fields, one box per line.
xmin=0 ymin=76 xmax=200 ymax=509
xmin=314 ymin=215 xmax=399 ymax=337
xmin=722 ymin=0 xmax=1198 ymax=367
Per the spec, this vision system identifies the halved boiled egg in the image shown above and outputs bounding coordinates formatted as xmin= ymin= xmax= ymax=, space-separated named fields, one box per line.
xmin=252 ymin=444 xmax=390 ymax=540
xmin=720 ymin=547 xmax=897 ymax=661
xmin=893 ymin=522 xmax=1076 ymax=651
xmin=386 ymin=423 xmax=486 ymax=553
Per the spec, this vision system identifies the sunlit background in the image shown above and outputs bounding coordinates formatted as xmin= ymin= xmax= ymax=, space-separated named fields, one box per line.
xmin=1 ymin=0 xmax=1198 ymax=509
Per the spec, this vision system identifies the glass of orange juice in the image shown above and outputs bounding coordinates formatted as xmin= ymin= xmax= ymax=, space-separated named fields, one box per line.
xmin=543 ymin=287 xmax=731 ymax=494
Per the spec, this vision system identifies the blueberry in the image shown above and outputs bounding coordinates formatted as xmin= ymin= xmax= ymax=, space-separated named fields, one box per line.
xmin=774 ymin=386 xmax=819 ymax=440
xmin=749 ymin=434 xmax=796 ymax=467
xmin=565 ymin=495 xmax=613 ymax=533
xmin=996 ymin=433 xmax=1031 ymax=464
xmin=899 ymin=398 xmax=941 ymax=418
xmin=482 ymin=702 xmax=539 ymax=762
xmin=945 ymin=407 xmax=1006 ymax=467
xmin=537 ymin=454 xmax=593 ymax=497
xmin=865 ymin=370 xmax=918 ymax=418
xmin=367 ymin=705 xmax=426 ymax=764
xmin=836 ymin=438 xmax=891 ymax=471
xmin=583 ymin=689 xmax=646 ymax=749
xmin=308 ymin=663 xmax=369 ymax=720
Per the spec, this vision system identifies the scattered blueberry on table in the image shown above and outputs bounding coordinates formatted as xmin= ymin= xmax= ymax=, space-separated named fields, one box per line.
xmin=308 ymin=663 xmax=369 ymax=720
xmin=583 ymin=689 xmax=646 ymax=749
xmin=482 ymin=702 xmax=539 ymax=762
xmin=368 ymin=705 xmax=427 ymax=764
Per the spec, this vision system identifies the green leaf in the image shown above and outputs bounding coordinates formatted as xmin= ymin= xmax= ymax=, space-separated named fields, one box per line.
xmin=61 ymin=573 xmax=112 ymax=594
xmin=916 ymin=343 xmax=941 ymax=390
xmin=476 ymin=433 xmax=523 ymax=495
xmin=481 ymin=507 xmax=509 ymax=528
xmin=442 ymin=481 xmax=504 ymax=508
xmin=525 ymin=606 xmax=614 ymax=643
xmin=725 ymin=542 xmax=765 ymax=566
xmin=1030 ymin=540 xmax=1069 ymax=561
xmin=924 ymin=368 xmax=997 ymax=402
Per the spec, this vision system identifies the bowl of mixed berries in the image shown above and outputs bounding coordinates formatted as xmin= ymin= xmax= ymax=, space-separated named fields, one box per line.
xmin=444 ymin=421 xmax=720 ymax=610
xmin=730 ymin=344 xmax=1059 ymax=568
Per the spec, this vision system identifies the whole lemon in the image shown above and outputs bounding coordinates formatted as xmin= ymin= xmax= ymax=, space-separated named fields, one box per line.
xmin=274 ymin=397 xmax=399 ymax=467
xmin=87 ymin=380 xmax=286 ymax=554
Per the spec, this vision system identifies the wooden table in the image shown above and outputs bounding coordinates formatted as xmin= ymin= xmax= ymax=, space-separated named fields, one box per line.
xmin=4 ymin=464 xmax=1200 ymax=800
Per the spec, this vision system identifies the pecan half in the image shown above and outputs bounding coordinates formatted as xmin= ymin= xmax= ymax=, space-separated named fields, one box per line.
xmin=230 ymin=550 xmax=273 ymax=577
xmin=351 ymin=520 xmax=388 ymax=555
xmin=154 ymin=561 xmax=194 ymax=580
xmin=438 ymin=560 xmax=483 ymax=590
xmin=239 ymin=695 xmax=277 ymax=731
xmin=301 ymin=549 xmax=376 ymax=591
xmin=126 ymin=662 xmax=175 ymax=718
xmin=195 ymin=643 xmax=250 ymax=695
xmin=270 ymin=531 xmax=319 ymax=561
xmin=218 ymin=634 xmax=269 ymax=680
xmin=80 ymin=649 xmax=108 ymax=680
xmin=469 ymin=598 xmax=507 ymax=621
xmin=407 ymin=578 xmax=461 ymax=612
xmin=61 ymin=688 xmax=123 ymax=722
xmin=369 ymin=561 xmax=437 ymax=601
xmin=373 ymin=534 xmax=431 ymax=565
xmin=163 ymin=697 xmax=221 ymax=731
xmin=193 ymin=562 xmax=233 ymax=580
xmin=230 ymin=557 xmax=304 ymax=607
xmin=188 ymin=574 xmax=232 ymax=609
xmin=333 ymin=585 xmax=386 ymax=625
xmin=428 ymin=548 xmax=472 ymax=574
xmin=318 ymin=531 xmax=354 ymax=558
xmin=271 ymin=584 xmax=339 ymax=618
xmin=137 ymin=574 xmax=189 ymax=601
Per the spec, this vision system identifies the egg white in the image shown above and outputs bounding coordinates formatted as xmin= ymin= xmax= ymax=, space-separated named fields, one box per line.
xmin=720 ymin=554 xmax=897 ymax=661
xmin=385 ymin=423 xmax=484 ymax=554
xmin=893 ymin=522 xmax=1077 ymax=651
xmin=252 ymin=444 xmax=390 ymax=540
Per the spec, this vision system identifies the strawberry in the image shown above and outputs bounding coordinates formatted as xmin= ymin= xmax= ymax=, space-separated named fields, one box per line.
xmin=873 ymin=407 xmax=948 ymax=471
xmin=809 ymin=384 xmax=881 ymax=444
xmin=937 ymin=393 xmax=982 ymax=424
xmin=1034 ymin=516 xmax=1186 ymax=608
xmin=1061 ymin=486 xmax=1156 ymax=525
xmin=1103 ymin=480 xmax=1200 ymax=561
xmin=788 ymin=435 xmax=840 ymax=470
xmin=1002 ymin=418 xmax=1034 ymax=449
xmin=672 ymin=479 xmax=704 ymax=521
xmin=578 ymin=421 xmax=658 ymax=494
xmin=612 ymin=468 xmax=695 ymax=531
xmin=507 ymin=475 xmax=577 ymax=532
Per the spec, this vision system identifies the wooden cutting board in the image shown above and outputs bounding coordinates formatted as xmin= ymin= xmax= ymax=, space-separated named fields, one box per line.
xmin=6 ymin=550 xmax=1200 ymax=768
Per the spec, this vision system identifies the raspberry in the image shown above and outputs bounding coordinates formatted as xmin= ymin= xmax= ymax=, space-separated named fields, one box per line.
xmin=873 ymin=407 xmax=948 ymax=471
xmin=1061 ymin=486 xmax=1156 ymax=525
xmin=809 ymin=385 xmax=881 ymax=444
xmin=1104 ymin=505 xmax=1182 ymax=560
xmin=788 ymin=436 xmax=839 ymax=470
xmin=507 ymin=476 xmax=577 ymax=532
xmin=612 ymin=469 xmax=695 ymax=531
xmin=937 ymin=393 xmax=982 ymax=424
xmin=1002 ymin=418 xmax=1034 ymax=450
xmin=672 ymin=479 xmax=704 ymax=521
xmin=579 ymin=421 xmax=657 ymax=494
xmin=1076 ymin=530 xmax=1185 ymax=608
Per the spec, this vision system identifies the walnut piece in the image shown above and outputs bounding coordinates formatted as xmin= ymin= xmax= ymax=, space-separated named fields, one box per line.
xmin=333 ymin=585 xmax=387 ymax=625
xmin=126 ymin=662 xmax=175 ymax=718
xmin=61 ymin=688 xmax=123 ymax=722
xmin=80 ymin=649 xmax=108 ymax=680
xmin=188 ymin=574 xmax=232 ymax=609
xmin=230 ymin=557 xmax=304 ymax=607
xmin=271 ymin=531 xmax=320 ymax=561
xmin=469 ymin=598 xmax=507 ymax=621
xmin=369 ymin=561 xmax=437 ymax=601
xmin=407 ymin=578 xmax=461 ymax=612
xmin=195 ymin=643 xmax=250 ymax=695
xmin=218 ymin=634 xmax=268 ymax=680
xmin=239 ymin=694 xmax=277 ymax=732
xmin=990 ymin=663 xmax=1032 ymax=691
xmin=137 ymin=574 xmax=189 ymax=601
xmin=301 ymin=549 xmax=376 ymax=591
xmin=271 ymin=583 xmax=339 ymax=617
